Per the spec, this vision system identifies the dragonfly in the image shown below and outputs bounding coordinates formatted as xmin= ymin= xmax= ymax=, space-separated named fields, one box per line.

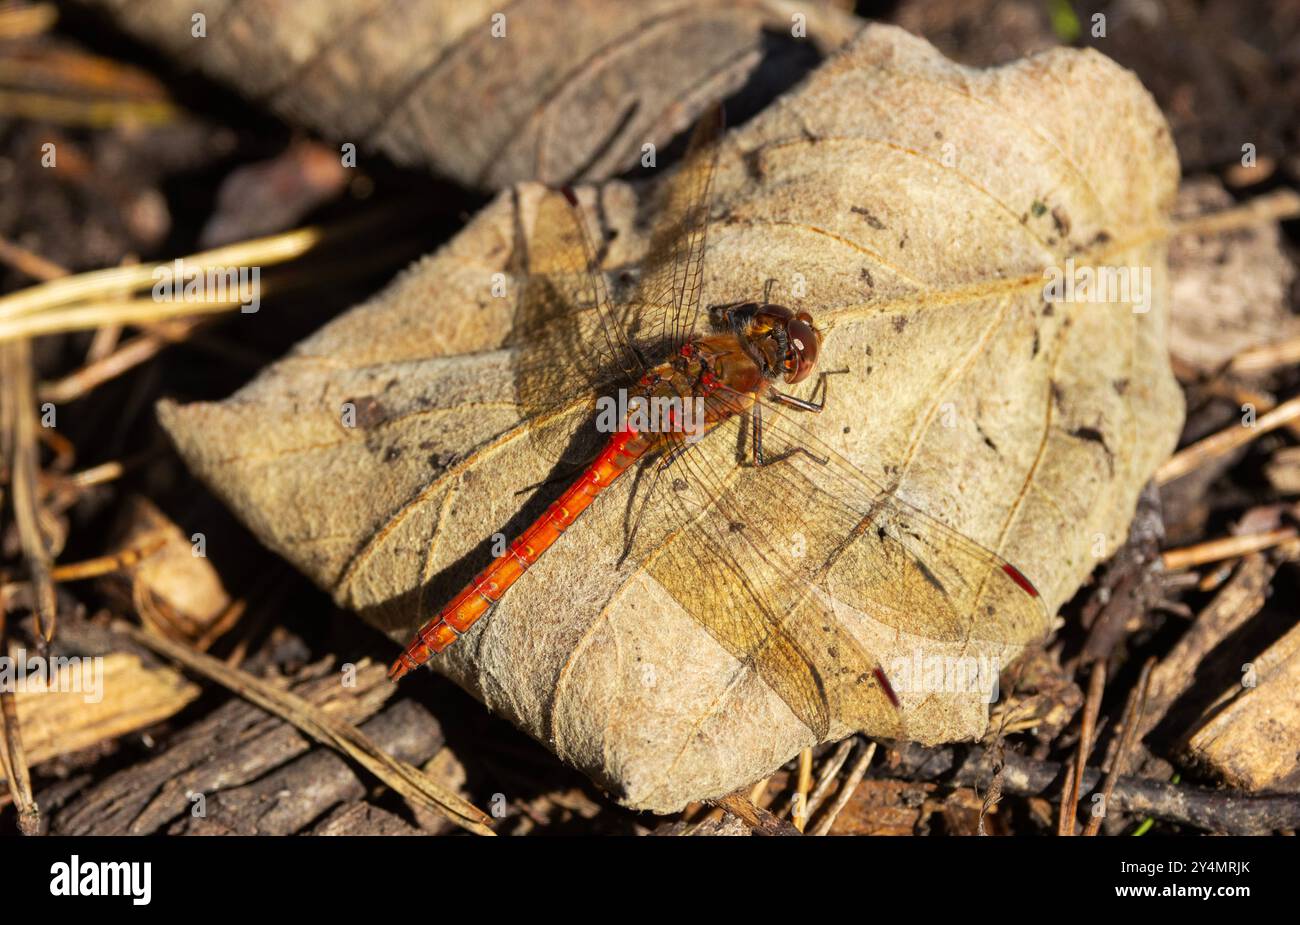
xmin=388 ymin=105 xmax=1047 ymax=740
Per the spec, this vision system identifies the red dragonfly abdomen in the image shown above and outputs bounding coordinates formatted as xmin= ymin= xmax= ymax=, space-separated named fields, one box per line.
xmin=388 ymin=427 xmax=653 ymax=680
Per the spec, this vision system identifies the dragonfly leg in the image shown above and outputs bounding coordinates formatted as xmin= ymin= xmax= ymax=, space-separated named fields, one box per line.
xmin=768 ymin=368 xmax=849 ymax=413
xmin=617 ymin=448 xmax=676 ymax=565
xmin=657 ymin=442 xmax=691 ymax=471
xmin=708 ymin=300 xmax=752 ymax=330
xmin=751 ymin=400 xmax=828 ymax=467
xmin=762 ymin=277 xmax=776 ymax=303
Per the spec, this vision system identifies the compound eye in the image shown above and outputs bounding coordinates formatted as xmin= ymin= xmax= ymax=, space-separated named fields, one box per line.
xmin=785 ymin=318 xmax=819 ymax=383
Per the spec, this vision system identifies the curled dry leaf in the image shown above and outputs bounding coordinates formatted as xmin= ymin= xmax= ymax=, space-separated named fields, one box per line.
xmin=159 ymin=27 xmax=1183 ymax=811
xmin=87 ymin=0 xmax=862 ymax=189
xmin=1167 ymin=178 xmax=1299 ymax=375
xmin=101 ymin=496 xmax=233 ymax=644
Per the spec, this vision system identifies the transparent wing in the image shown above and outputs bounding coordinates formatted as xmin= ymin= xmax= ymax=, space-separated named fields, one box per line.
xmin=510 ymin=106 xmax=723 ymax=466
xmin=627 ymin=103 xmax=724 ymax=356
xmin=628 ymin=382 xmax=1048 ymax=739
xmin=511 ymin=188 xmax=645 ymax=464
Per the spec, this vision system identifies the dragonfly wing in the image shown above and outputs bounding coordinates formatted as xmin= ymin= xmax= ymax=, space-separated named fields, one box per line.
xmin=744 ymin=388 xmax=1050 ymax=651
xmin=629 ymin=103 xmax=724 ymax=356
xmin=512 ymin=188 xmax=645 ymax=464
xmin=632 ymin=407 xmax=905 ymax=739
xmin=642 ymin=495 xmax=836 ymax=740
xmin=628 ymin=382 xmax=1046 ymax=738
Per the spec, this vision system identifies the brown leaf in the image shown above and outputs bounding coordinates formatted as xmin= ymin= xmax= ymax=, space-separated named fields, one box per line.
xmin=1167 ymin=178 xmax=1298 ymax=375
xmin=87 ymin=0 xmax=862 ymax=188
xmin=159 ymin=27 xmax=1183 ymax=811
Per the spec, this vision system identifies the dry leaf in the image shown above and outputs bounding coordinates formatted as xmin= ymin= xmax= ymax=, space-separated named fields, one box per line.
xmin=101 ymin=496 xmax=234 ymax=644
xmin=87 ymin=0 xmax=862 ymax=188
xmin=159 ymin=26 xmax=1183 ymax=811
xmin=1167 ymin=178 xmax=1299 ymax=374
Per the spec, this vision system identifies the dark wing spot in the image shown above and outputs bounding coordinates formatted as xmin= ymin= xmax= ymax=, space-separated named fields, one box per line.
xmin=976 ymin=423 xmax=999 ymax=455
xmin=915 ymin=558 xmax=948 ymax=596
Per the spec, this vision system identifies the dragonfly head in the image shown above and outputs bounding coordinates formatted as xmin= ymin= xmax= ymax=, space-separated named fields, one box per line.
xmin=748 ymin=304 xmax=821 ymax=384
xmin=783 ymin=309 xmax=821 ymax=383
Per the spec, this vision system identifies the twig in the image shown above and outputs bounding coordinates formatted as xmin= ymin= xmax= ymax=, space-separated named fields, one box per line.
xmin=1181 ymin=372 xmax=1300 ymax=440
xmin=0 ymin=683 xmax=39 ymax=834
xmin=1 ymin=230 xmax=425 ymax=344
xmin=115 ymin=621 xmax=494 ymax=836
xmin=0 ymin=206 xmax=402 ymax=326
xmin=1230 ymin=335 xmax=1300 ymax=376
xmin=791 ymin=747 xmax=813 ymax=830
xmin=1084 ymin=658 xmax=1155 ymax=836
xmin=712 ymin=791 xmax=800 ymax=835
xmin=48 ymin=535 xmax=167 ymax=582
xmin=0 ymin=235 xmax=65 ymax=281
xmin=1161 ymin=527 xmax=1298 ymax=570
xmin=1 ymin=341 xmax=57 ymax=640
xmin=1138 ymin=553 xmax=1275 ymax=742
xmin=0 ymin=240 xmax=263 ymax=400
xmin=0 ymin=608 xmax=40 ymax=834
xmin=0 ymin=90 xmax=177 ymax=126
xmin=1156 ymin=394 xmax=1300 ymax=484
xmin=810 ymin=740 xmax=877 ymax=836
xmin=1171 ymin=187 xmax=1300 ymax=238
xmin=0 ymin=294 xmax=254 ymax=341
xmin=804 ymin=738 xmax=854 ymax=821
xmin=39 ymin=319 xmax=204 ymax=403
xmin=1060 ymin=661 xmax=1105 ymax=836
xmin=887 ymin=742 xmax=1299 ymax=833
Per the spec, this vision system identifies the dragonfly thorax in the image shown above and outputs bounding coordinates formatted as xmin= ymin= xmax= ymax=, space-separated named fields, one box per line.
xmin=715 ymin=302 xmax=821 ymax=384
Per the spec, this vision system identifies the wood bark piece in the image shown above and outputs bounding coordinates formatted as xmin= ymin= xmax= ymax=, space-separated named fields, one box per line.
xmin=86 ymin=0 xmax=862 ymax=188
xmin=6 ymin=652 xmax=200 ymax=776
xmin=49 ymin=662 xmax=395 ymax=834
xmin=168 ymin=699 xmax=445 ymax=834
xmin=118 ymin=622 xmax=491 ymax=832
xmin=1136 ymin=552 xmax=1275 ymax=745
xmin=888 ymin=742 xmax=1300 ymax=834
xmin=159 ymin=27 xmax=1183 ymax=811
xmin=310 ymin=802 xmax=421 ymax=835
xmin=1185 ymin=621 xmax=1300 ymax=792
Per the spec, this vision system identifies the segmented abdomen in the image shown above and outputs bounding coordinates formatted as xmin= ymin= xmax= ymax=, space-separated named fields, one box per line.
xmin=388 ymin=428 xmax=651 ymax=679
